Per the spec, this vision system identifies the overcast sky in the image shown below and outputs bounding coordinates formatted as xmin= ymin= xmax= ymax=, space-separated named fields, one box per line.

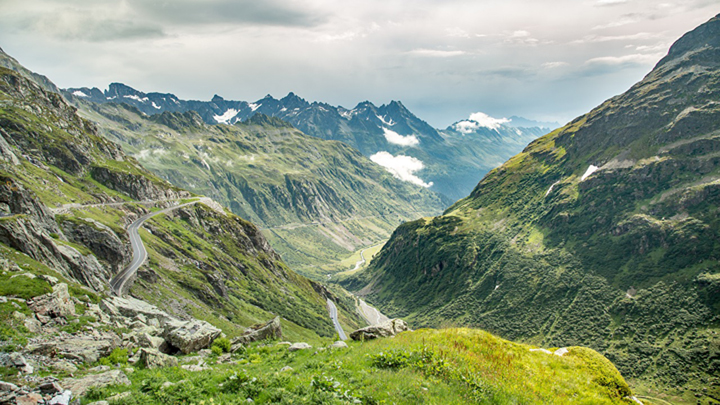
xmin=0 ymin=0 xmax=717 ymax=127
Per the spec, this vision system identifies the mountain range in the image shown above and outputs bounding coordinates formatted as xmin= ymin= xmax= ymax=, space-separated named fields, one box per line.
xmin=344 ymin=13 xmax=720 ymax=400
xmin=63 ymin=84 xmax=554 ymax=201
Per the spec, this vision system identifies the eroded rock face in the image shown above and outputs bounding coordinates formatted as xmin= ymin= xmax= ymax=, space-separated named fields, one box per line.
xmin=59 ymin=217 xmax=129 ymax=272
xmin=28 ymin=283 xmax=76 ymax=319
xmin=61 ymin=369 xmax=131 ymax=397
xmin=163 ymin=320 xmax=221 ymax=354
xmin=138 ymin=348 xmax=178 ymax=369
xmin=349 ymin=319 xmax=409 ymax=341
xmin=100 ymin=296 xmax=175 ymax=325
xmin=231 ymin=316 xmax=281 ymax=345
xmin=27 ymin=332 xmax=121 ymax=363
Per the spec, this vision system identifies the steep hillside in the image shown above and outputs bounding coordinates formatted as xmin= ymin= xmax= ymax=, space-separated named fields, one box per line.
xmin=346 ymin=14 xmax=720 ymax=400
xmin=70 ymin=100 xmax=447 ymax=276
xmin=63 ymin=85 xmax=549 ymax=201
xmin=0 ymin=63 xmax=357 ymax=341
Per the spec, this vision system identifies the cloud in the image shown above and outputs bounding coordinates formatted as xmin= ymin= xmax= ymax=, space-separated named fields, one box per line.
xmin=573 ymin=32 xmax=660 ymax=44
xmin=382 ymin=128 xmax=419 ymax=146
xmin=407 ymin=49 xmax=466 ymax=57
xmin=542 ymin=61 xmax=569 ymax=69
xmin=453 ymin=112 xmax=510 ymax=133
xmin=595 ymin=0 xmax=628 ymax=6
xmin=585 ymin=52 xmax=665 ymax=66
xmin=505 ymin=30 xmax=540 ymax=46
xmin=370 ymin=151 xmax=432 ymax=188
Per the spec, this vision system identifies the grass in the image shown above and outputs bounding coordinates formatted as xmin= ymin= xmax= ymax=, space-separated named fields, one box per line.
xmin=71 ymin=328 xmax=633 ymax=405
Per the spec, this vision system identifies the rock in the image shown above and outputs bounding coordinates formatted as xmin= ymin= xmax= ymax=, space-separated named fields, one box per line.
xmin=52 ymin=360 xmax=78 ymax=374
xmin=59 ymin=217 xmax=130 ymax=273
xmin=329 ymin=341 xmax=348 ymax=349
xmin=280 ymin=366 xmax=293 ymax=372
xmin=47 ymin=390 xmax=72 ymax=405
xmin=181 ymin=364 xmax=210 ymax=372
xmin=27 ymin=333 xmax=120 ymax=363
xmin=28 ymin=283 xmax=75 ymax=319
xmin=87 ymin=402 xmax=109 ymax=405
xmin=230 ymin=343 xmax=244 ymax=353
xmin=10 ymin=272 xmax=36 ymax=279
xmin=163 ymin=320 xmax=221 ymax=354
xmin=23 ymin=317 xmax=42 ymax=333
xmin=529 ymin=348 xmax=553 ymax=355
xmin=106 ymin=392 xmax=131 ymax=402
xmin=62 ymin=370 xmax=131 ymax=397
xmin=161 ymin=381 xmax=175 ymax=389
xmin=231 ymin=317 xmax=281 ymax=345
xmin=288 ymin=343 xmax=311 ymax=352
xmin=16 ymin=392 xmax=43 ymax=405
xmin=38 ymin=381 xmax=63 ymax=395
xmin=217 ymin=353 xmax=232 ymax=364
xmin=349 ymin=319 xmax=409 ymax=341
xmin=554 ymin=347 xmax=569 ymax=357
xmin=38 ymin=274 xmax=59 ymax=285
xmin=100 ymin=296 xmax=175 ymax=325
xmin=0 ymin=381 xmax=18 ymax=391
xmin=276 ymin=341 xmax=292 ymax=346
xmin=89 ymin=365 xmax=111 ymax=373
xmin=135 ymin=332 xmax=167 ymax=351
xmin=0 ymin=353 xmax=33 ymax=374
xmin=11 ymin=311 xmax=25 ymax=321
xmin=138 ymin=348 xmax=178 ymax=369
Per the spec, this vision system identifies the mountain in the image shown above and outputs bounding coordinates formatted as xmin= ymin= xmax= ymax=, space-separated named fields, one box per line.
xmin=344 ymin=14 xmax=720 ymax=400
xmin=70 ymin=99 xmax=448 ymax=277
xmin=0 ymin=58 xmax=362 ymax=341
xmin=62 ymin=86 xmax=549 ymax=201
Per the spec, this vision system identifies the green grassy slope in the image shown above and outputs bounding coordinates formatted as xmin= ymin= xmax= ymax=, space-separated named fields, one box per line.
xmin=346 ymin=14 xmax=720 ymax=400
xmin=72 ymin=102 xmax=447 ymax=278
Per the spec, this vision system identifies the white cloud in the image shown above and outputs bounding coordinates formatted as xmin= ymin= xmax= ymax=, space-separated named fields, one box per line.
xmin=446 ymin=27 xmax=470 ymax=38
xmin=407 ymin=49 xmax=466 ymax=57
xmin=382 ymin=127 xmax=419 ymax=146
xmin=542 ymin=61 xmax=569 ymax=69
xmin=370 ymin=151 xmax=432 ymax=188
xmin=573 ymin=32 xmax=660 ymax=44
xmin=595 ymin=0 xmax=628 ymax=5
xmin=585 ymin=53 xmax=664 ymax=66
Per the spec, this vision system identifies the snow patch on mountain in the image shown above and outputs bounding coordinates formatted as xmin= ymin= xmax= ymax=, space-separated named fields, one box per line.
xmin=249 ymin=103 xmax=261 ymax=112
xmin=123 ymin=94 xmax=149 ymax=103
xmin=151 ymin=101 xmax=162 ymax=110
xmin=453 ymin=112 xmax=510 ymax=133
xmin=370 ymin=151 xmax=432 ymax=188
xmin=580 ymin=165 xmax=599 ymax=181
xmin=214 ymin=109 xmax=239 ymax=124
xmin=382 ymin=128 xmax=419 ymax=147
xmin=376 ymin=115 xmax=395 ymax=126
xmin=72 ymin=90 xmax=89 ymax=97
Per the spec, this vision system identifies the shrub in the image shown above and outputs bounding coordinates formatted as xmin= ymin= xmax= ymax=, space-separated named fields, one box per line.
xmin=210 ymin=345 xmax=223 ymax=357
xmin=98 ymin=348 xmax=129 ymax=366
xmin=211 ymin=337 xmax=231 ymax=353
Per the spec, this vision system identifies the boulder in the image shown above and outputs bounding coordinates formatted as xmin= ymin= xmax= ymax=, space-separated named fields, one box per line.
xmin=329 ymin=341 xmax=348 ymax=349
xmin=0 ymin=353 xmax=33 ymax=374
xmin=16 ymin=393 xmax=43 ymax=405
xmin=349 ymin=319 xmax=409 ymax=341
xmin=62 ymin=370 xmax=131 ymax=397
xmin=27 ymin=332 xmax=120 ymax=363
xmin=0 ymin=381 xmax=18 ymax=392
xmin=47 ymin=390 xmax=72 ymax=405
xmin=100 ymin=297 xmax=174 ymax=325
xmin=23 ymin=317 xmax=42 ymax=333
xmin=231 ymin=317 xmax=281 ymax=345
xmin=28 ymin=283 xmax=75 ymax=319
xmin=138 ymin=348 xmax=178 ymax=369
xmin=38 ymin=381 xmax=63 ymax=395
xmin=52 ymin=360 xmax=78 ymax=374
xmin=288 ymin=342 xmax=311 ymax=352
xmin=163 ymin=320 xmax=221 ymax=354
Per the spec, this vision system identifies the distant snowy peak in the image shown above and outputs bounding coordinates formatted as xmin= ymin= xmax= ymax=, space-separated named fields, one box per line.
xmin=452 ymin=112 xmax=510 ymax=133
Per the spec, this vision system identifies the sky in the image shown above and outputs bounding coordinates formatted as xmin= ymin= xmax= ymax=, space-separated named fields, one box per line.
xmin=0 ymin=0 xmax=717 ymax=128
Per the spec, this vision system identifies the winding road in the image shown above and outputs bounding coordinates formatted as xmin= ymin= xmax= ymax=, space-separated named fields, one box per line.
xmin=110 ymin=199 xmax=204 ymax=296
xmin=326 ymin=299 xmax=347 ymax=340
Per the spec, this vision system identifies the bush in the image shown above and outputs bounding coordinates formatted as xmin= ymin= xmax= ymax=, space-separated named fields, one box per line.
xmin=211 ymin=337 xmax=231 ymax=353
xmin=98 ymin=348 xmax=129 ymax=366
xmin=210 ymin=345 xmax=223 ymax=357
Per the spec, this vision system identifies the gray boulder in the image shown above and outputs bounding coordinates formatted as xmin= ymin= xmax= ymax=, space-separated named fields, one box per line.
xmin=100 ymin=296 xmax=174 ymax=325
xmin=27 ymin=332 xmax=120 ymax=363
xmin=163 ymin=320 xmax=221 ymax=354
xmin=138 ymin=348 xmax=178 ymax=369
xmin=62 ymin=370 xmax=131 ymax=397
xmin=350 ymin=319 xmax=409 ymax=341
xmin=231 ymin=317 xmax=281 ymax=345
xmin=0 ymin=353 xmax=33 ymax=374
xmin=288 ymin=342 xmax=312 ymax=352
xmin=28 ymin=283 xmax=76 ymax=319
xmin=329 ymin=341 xmax=348 ymax=349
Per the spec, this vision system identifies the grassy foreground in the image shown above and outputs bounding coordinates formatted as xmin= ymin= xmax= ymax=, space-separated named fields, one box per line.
xmin=79 ymin=328 xmax=634 ymax=404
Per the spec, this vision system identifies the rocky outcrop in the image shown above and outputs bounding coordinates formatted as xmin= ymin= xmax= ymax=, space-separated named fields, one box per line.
xmin=138 ymin=348 xmax=178 ymax=369
xmin=100 ymin=296 xmax=174 ymax=325
xmin=61 ymin=370 xmax=131 ymax=398
xmin=288 ymin=342 xmax=311 ymax=352
xmin=349 ymin=319 xmax=409 ymax=341
xmin=59 ymin=217 xmax=129 ymax=272
xmin=28 ymin=283 xmax=76 ymax=319
xmin=163 ymin=320 xmax=221 ymax=354
xmin=231 ymin=317 xmax=281 ymax=345
xmin=90 ymin=166 xmax=188 ymax=201
xmin=27 ymin=332 xmax=121 ymax=363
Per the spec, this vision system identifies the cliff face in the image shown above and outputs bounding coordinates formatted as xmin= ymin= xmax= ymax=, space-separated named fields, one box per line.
xmin=347 ymin=14 xmax=720 ymax=396
xmin=0 ymin=62 xmax=349 ymax=339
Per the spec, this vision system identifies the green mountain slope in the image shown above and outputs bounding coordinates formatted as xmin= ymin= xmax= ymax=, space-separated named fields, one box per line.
xmin=71 ymin=100 xmax=448 ymax=277
xmin=0 ymin=63 xmax=359 ymax=341
xmin=346 ymin=13 xmax=720 ymax=399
